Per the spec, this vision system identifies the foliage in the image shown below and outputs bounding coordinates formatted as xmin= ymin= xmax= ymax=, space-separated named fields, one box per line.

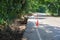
xmin=39 ymin=0 xmax=60 ymax=16
xmin=0 ymin=0 xmax=60 ymax=25
xmin=0 ymin=0 xmax=28 ymax=25
xmin=30 ymin=0 xmax=60 ymax=16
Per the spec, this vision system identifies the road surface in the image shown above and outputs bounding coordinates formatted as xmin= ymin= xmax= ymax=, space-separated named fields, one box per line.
xmin=23 ymin=13 xmax=60 ymax=40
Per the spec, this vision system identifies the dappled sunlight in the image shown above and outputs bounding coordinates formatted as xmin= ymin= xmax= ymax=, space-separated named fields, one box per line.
xmin=38 ymin=24 xmax=60 ymax=40
xmin=0 ymin=0 xmax=60 ymax=40
xmin=45 ymin=29 xmax=53 ymax=33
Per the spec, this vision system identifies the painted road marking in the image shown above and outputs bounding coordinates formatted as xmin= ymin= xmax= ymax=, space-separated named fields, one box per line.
xmin=36 ymin=29 xmax=42 ymax=40
xmin=35 ymin=17 xmax=42 ymax=40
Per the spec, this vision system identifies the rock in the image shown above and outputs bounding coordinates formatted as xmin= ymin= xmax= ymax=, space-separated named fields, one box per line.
xmin=18 ymin=25 xmax=26 ymax=31
xmin=22 ymin=37 xmax=28 ymax=40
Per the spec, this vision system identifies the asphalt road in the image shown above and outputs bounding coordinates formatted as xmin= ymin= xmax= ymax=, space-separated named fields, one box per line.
xmin=23 ymin=13 xmax=60 ymax=40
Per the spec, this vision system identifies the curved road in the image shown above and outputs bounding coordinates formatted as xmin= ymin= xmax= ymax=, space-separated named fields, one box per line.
xmin=23 ymin=13 xmax=60 ymax=40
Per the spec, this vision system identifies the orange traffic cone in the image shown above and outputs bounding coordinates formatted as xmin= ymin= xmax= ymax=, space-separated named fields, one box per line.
xmin=36 ymin=19 xmax=39 ymax=27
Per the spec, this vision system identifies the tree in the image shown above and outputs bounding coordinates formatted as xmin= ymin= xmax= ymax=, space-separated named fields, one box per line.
xmin=0 ymin=0 xmax=29 ymax=25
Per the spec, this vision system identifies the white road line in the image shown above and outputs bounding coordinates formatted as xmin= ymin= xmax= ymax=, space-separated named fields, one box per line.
xmin=36 ymin=28 xmax=42 ymax=40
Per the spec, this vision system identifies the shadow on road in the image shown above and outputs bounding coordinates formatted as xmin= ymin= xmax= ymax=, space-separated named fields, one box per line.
xmin=38 ymin=24 xmax=60 ymax=40
xmin=35 ymin=17 xmax=46 ymax=19
xmin=37 ymin=15 xmax=51 ymax=17
xmin=23 ymin=19 xmax=60 ymax=40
